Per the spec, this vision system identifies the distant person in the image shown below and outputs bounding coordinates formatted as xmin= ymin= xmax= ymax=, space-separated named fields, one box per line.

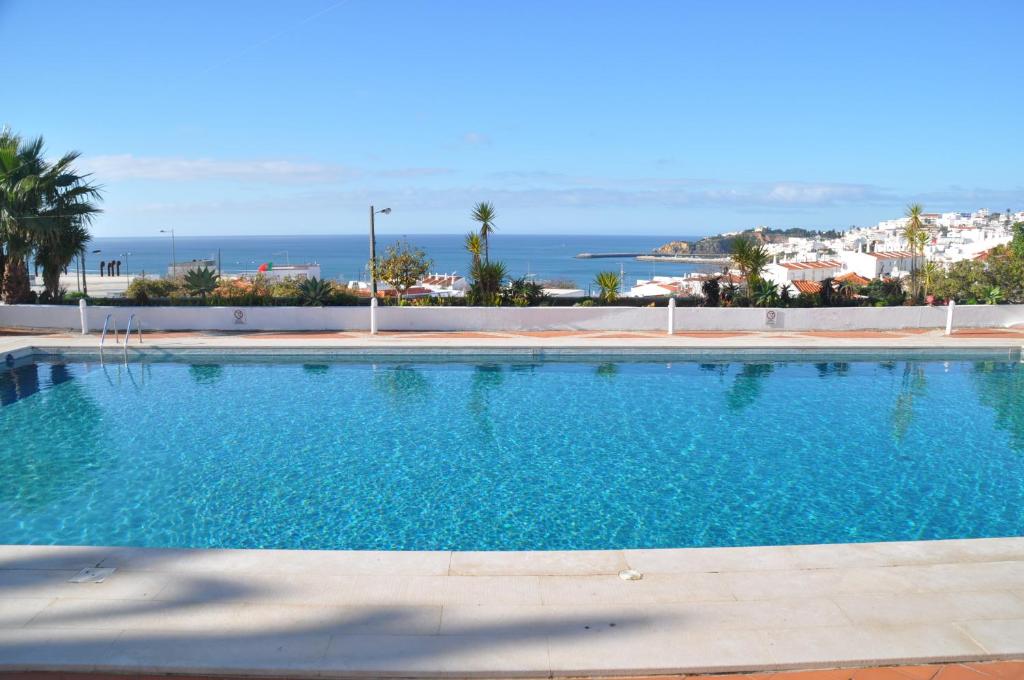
xmin=115 ymin=260 xmax=121 ymax=276
xmin=98 ymin=260 xmax=105 ymax=277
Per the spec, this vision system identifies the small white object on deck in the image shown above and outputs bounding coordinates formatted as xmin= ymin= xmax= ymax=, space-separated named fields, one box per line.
xmin=68 ymin=567 xmax=116 ymax=583
xmin=667 ymin=297 xmax=676 ymax=335
xmin=945 ymin=299 xmax=956 ymax=335
xmin=618 ymin=568 xmax=643 ymax=581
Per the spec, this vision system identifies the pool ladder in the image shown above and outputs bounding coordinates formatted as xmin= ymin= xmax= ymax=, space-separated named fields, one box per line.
xmin=99 ymin=314 xmax=143 ymax=351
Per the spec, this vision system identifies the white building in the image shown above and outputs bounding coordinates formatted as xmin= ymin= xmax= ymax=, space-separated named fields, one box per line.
xmin=257 ymin=263 xmax=321 ymax=282
xmin=842 ymin=250 xmax=924 ymax=280
xmin=763 ymin=259 xmax=843 ymax=289
xmin=419 ymin=273 xmax=469 ymax=297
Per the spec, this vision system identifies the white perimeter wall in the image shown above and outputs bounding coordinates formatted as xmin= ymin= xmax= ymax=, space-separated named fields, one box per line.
xmin=1 ymin=303 xmax=1023 ymax=333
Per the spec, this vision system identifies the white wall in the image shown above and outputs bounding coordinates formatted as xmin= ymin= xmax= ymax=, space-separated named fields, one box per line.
xmin=1 ymin=302 xmax=1023 ymax=333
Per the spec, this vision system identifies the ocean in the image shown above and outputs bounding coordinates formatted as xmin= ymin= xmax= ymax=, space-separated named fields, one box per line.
xmin=89 ymin=234 xmax=716 ymax=289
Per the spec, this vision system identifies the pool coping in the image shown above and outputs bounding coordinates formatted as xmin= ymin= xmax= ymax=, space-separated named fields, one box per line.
xmin=0 ymin=538 xmax=1022 ymax=677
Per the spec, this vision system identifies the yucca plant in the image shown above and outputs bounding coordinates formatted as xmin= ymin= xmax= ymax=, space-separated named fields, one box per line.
xmin=471 ymin=202 xmax=496 ymax=262
xmin=297 ymin=276 xmax=334 ymax=306
xmin=183 ymin=266 xmax=219 ymax=300
xmin=751 ymin=278 xmax=779 ymax=307
xmin=594 ymin=271 xmax=621 ymax=303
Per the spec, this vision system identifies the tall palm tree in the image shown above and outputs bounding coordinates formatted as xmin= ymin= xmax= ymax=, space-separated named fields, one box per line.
xmin=903 ymin=204 xmax=926 ymax=293
xmin=0 ymin=131 xmax=101 ymax=303
xmin=471 ymin=202 xmax=496 ymax=263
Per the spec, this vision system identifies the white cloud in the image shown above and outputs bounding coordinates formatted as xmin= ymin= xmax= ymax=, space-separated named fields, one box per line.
xmin=462 ymin=132 xmax=490 ymax=145
xmin=81 ymin=154 xmax=354 ymax=183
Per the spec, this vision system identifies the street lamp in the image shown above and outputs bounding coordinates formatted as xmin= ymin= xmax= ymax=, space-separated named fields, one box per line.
xmin=120 ymin=251 xmax=131 ymax=278
xmin=82 ymin=248 xmax=101 ymax=296
xmin=369 ymin=206 xmax=391 ymax=297
xmin=159 ymin=228 xmax=177 ymax=276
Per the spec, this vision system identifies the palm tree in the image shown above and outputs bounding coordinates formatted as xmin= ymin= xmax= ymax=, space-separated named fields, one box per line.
xmin=183 ymin=266 xmax=219 ymax=300
xmin=464 ymin=231 xmax=482 ymax=271
xmin=471 ymin=202 xmax=496 ymax=262
xmin=0 ymin=131 xmax=101 ymax=303
xmin=35 ymin=221 xmax=90 ymax=302
xmin=730 ymin=237 xmax=771 ymax=286
xmin=903 ymin=204 xmax=926 ymax=293
xmin=594 ymin=271 xmax=621 ymax=303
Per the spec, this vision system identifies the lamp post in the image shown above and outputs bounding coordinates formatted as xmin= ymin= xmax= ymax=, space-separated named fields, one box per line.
xmin=120 ymin=251 xmax=131 ymax=278
xmin=369 ymin=206 xmax=391 ymax=297
xmin=159 ymin=228 xmax=177 ymax=276
xmin=83 ymin=248 xmax=100 ymax=296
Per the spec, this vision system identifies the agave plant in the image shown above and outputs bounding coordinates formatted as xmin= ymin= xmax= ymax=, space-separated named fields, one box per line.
xmin=297 ymin=276 xmax=335 ymax=306
xmin=594 ymin=271 xmax=621 ymax=303
xmin=751 ymin=278 xmax=779 ymax=307
xmin=183 ymin=266 xmax=219 ymax=300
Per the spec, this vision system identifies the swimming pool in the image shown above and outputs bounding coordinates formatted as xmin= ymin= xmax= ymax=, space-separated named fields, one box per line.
xmin=1 ymin=352 xmax=1022 ymax=551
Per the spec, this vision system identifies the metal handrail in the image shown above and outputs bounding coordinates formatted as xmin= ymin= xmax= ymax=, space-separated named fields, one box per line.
xmin=99 ymin=314 xmax=118 ymax=349
xmin=124 ymin=314 xmax=143 ymax=346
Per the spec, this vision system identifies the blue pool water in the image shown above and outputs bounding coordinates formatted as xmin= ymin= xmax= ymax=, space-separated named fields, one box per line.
xmin=1 ymin=353 xmax=1022 ymax=550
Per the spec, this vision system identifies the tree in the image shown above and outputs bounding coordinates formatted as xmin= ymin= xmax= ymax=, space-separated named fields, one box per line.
xmin=471 ymin=202 xmax=496 ymax=263
xmin=701 ymin=276 xmax=721 ymax=307
xmin=0 ymin=131 xmax=102 ymax=303
xmin=1011 ymin=222 xmax=1024 ymax=260
xmin=594 ymin=271 xmax=621 ymax=303
xmin=467 ymin=261 xmax=507 ymax=306
xmin=374 ymin=240 xmax=431 ymax=304
xmin=818 ymin=277 xmax=836 ymax=306
xmin=464 ymin=232 xmax=482 ymax=271
xmin=730 ymin=237 xmax=771 ymax=291
xmin=35 ymin=222 xmax=90 ymax=302
xmin=183 ymin=266 xmax=219 ymax=300
xmin=902 ymin=204 xmax=926 ymax=294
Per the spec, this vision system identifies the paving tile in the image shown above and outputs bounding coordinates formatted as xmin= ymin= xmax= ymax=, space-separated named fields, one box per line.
xmin=0 ymin=570 xmax=167 ymax=601
xmin=0 ymin=626 xmax=123 ymax=669
xmin=833 ymin=591 xmax=1024 ymax=626
xmin=539 ymin=573 xmax=734 ymax=606
xmin=776 ymin=669 xmax=855 ymax=680
xmin=153 ymin=571 xmax=447 ymax=606
xmin=890 ymin=562 xmax=1024 ymax=593
xmin=25 ymin=597 xmax=246 ymax=632
xmin=852 ymin=667 xmax=917 ymax=680
xmin=727 ymin=567 xmax=915 ymax=601
xmin=967 ymin=661 xmax=1024 ymax=679
xmin=763 ymin=624 xmax=985 ymax=667
xmin=546 ymin=627 xmax=774 ymax=675
xmin=0 ymin=598 xmax=55 ymax=628
xmin=442 ymin=576 xmax=543 ymax=606
xmin=321 ymin=632 xmax=551 ymax=676
xmin=890 ymin=664 xmax=943 ymax=680
xmin=105 ymin=630 xmax=332 ymax=675
xmin=449 ymin=549 xmax=627 ymax=576
xmin=956 ymin=619 xmax=1024 ymax=656
xmin=934 ymin=665 xmax=993 ymax=680
xmin=100 ymin=546 xmax=452 ymax=575
xmin=624 ymin=545 xmax=799 ymax=574
xmin=441 ymin=598 xmax=848 ymax=637
xmin=0 ymin=546 xmax=114 ymax=571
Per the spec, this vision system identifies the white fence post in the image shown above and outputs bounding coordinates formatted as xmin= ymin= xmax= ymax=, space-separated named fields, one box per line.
xmin=945 ymin=300 xmax=956 ymax=336
xmin=79 ymin=298 xmax=88 ymax=335
xmin=370 ymin=297 xmax=378 ymax=335
xmin=667 ymin=297 xmax=676 ymax=335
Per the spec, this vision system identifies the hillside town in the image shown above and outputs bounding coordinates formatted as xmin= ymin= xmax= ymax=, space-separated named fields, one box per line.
xmin=624 ymin=207 xmax=1023 ymax=299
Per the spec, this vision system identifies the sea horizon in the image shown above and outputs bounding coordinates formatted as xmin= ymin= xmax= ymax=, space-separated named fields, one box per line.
xmin=89 ymin=233 xmax=718 ymax=287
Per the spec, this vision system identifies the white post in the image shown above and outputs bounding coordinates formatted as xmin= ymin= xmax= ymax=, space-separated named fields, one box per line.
xmin=667 ymin=297 xmax=676 ymax=335
xmin=79 ymin=298 xmax=88 ymax=335
xmin=370 ymin=297 xmax=378 ymax=335
xmin=945 ymin=299 xmax=956 ymax=336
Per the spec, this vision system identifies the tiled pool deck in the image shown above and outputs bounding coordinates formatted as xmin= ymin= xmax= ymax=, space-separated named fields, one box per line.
xmin=0 ymin=328 xmax=1022 ymax=677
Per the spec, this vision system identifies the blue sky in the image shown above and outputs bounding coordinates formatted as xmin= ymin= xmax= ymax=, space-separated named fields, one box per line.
xmin=2 ymin=0 xmax=1021 ymax=236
